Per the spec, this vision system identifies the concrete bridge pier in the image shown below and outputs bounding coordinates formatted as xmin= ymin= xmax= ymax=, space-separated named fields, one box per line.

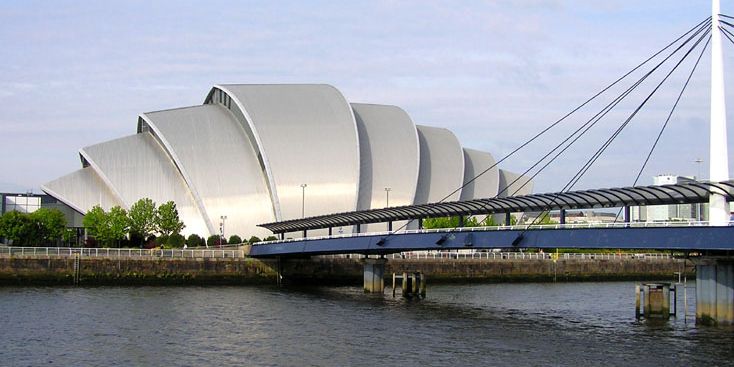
xmin=696 ymin=258 xmax=734 ymax=325
xmin=363 ymin=258 xmax=387 ymax=293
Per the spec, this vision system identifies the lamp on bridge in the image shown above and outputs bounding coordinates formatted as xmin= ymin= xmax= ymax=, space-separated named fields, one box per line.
xmin=300 ymin=184 xmax=308 ymax=218
xmin=435 ymin=234 xmax=448 ymax=246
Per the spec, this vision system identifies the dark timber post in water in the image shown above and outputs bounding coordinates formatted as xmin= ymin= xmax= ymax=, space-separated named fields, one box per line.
xmin=393 ymin=271 xmax=426 ymax=298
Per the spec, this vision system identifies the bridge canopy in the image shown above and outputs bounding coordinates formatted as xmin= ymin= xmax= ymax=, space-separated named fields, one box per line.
xmin=258 ymin=180 xmax=734 ymax=234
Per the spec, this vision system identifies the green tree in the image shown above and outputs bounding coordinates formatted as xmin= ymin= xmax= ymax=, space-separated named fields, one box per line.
xmin=248 ymin=236 xmax=261 ymax=244
xmin=228 ymin=235 xmax=242 ymax=244
xmin=128 ymin=198 xmax=156 ymax=246
xmin=30 ymin=208 xmax=67 ymax=246
xmin=207 ymin=235 xmax=226 ymax=247
xmin=422 ymin=216 xmax=480 ymax=229
xmin=83 ymin=206 xmax=129 ymax=247
xmin=482 ymin=215 xmax=498 ymax=226
xmin=533 ymin=211 xmax=556 ymax=225
xmin=168 ymin=233 xmax=186 ymax=248
xmin=263 ymin=236 xmax=278 ymax=242
xmin=107 ymin=206 xmax=130 ymax=247
xmin=186 ymin=234 xmax=204 ymax=247
xmin=156 ymin=201 xmax=185 ymax=237
xmin=0 ymin=211 xmax=33 ymax=246
xmin=83 ymin=205 xmax=108 ymax=240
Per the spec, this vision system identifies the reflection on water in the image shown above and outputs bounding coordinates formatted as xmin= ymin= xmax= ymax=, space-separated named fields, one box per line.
xmin=1 ymin=282 xmax=733 ymax=366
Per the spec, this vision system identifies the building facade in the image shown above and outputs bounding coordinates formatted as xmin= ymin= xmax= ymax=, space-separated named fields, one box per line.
xmin=43 ymin=84 xmax=533 ymax=238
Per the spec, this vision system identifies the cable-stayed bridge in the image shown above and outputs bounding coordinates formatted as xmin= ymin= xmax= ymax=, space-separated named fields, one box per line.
xmin=250 ymin=180 xmax=734 ymax=256
xmin=253 ymin=2 xmax=734 ymax=325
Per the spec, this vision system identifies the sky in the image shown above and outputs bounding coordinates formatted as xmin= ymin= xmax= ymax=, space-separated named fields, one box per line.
xmin=1 ymin=1 xmax=733 ymax=195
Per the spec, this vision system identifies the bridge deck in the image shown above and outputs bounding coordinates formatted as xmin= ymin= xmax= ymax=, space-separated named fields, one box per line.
xmin=249 ymin=223 xmax=734 ymax=257
xmin=258 ymin=180 xmax=734 ymax=234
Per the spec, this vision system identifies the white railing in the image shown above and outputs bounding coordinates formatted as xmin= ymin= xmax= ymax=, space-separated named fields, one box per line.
xmin=0 ymin=246 xmax=245 ymax=259
xmin=0 ymin=246 xmax=673 ymax=261
xmin=320 ymin=252 xmax=672 ymax=261
xmin=255 ymin=220 xmax=727 ymax=246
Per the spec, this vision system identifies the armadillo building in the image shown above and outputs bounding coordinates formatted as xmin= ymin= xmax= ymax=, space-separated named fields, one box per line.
xmin=42 ymin=84 xmax=533 ymax=238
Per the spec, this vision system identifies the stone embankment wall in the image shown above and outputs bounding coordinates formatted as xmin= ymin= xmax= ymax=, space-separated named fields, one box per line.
xmin=0 ymin=257 xmax=278 ymax=285
xmin=0 ymin=255 xmax=692 ymax=285
xmin=282 ymin=257 xmax=693 ymax=284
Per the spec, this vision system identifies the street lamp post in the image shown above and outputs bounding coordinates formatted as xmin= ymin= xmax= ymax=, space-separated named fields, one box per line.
xmin=694 ymin=158 xmax=703 ymax=222
xmin=300 ymin=184 xmax=308 ymax=218
xmin=220 ymin=215 xmax=227 ymax=248
xmin=385 ymin=187 xmax=392 ymax=232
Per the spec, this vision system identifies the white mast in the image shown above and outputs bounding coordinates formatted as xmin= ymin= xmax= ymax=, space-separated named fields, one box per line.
xmin=710 ymin=0 xmax=731 ymax=225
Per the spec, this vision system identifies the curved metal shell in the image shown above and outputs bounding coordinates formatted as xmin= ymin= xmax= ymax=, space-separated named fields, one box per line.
xmin=140 ymin=104 xmax=275 ymax=238
xmin=80 ymin=133 xmax=210 ymax=236
xmin=352 ymin=103 xmax=420 ymax=210
xmin=498 ymin=169 xmax=534 ymax=197
xmin=205 ymin=84 xmax=360 ymax=222
xmin=414 ymin=125 xmax=465 ymax=204
xmin=41 ymin=166 xmax=122 ymax=213
xmin=460 ymin=148 xmax=499 ymax=200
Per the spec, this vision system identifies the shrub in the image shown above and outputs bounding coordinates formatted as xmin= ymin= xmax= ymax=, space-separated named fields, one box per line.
xmin=129 ymin=232 xmax=145 ymax=248
xmin=144 ymin=235 xmax=158 ymax=249
xmin=186 ymin=234 xmax=204 ymax=247
xmin=155 ymin=234 xmax=169 ymax=247
xmin=228 ymin=235 xmax=242 ymax=245
xmin=206 ymin=234 xmax=220 ymax=247
xmin=84 ymin=237 xmax=98 ymax=248
xmin=168 ymin=233 xmax=186 ymax=248
xmin=264 ymin=236 xmax=278 ymax=242
xmin=248 ymin=236 xmax=262 ymax=244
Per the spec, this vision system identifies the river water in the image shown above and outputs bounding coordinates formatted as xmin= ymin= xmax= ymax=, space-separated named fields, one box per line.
xmin=1 ymin=282 xmax=733 ymax=366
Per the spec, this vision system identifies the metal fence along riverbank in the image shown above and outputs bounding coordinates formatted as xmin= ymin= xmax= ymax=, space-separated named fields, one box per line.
xmin=0 ymin=246 xmax=672 ymax=262
xmin=0 ymin=246 xmax=246 ymax=259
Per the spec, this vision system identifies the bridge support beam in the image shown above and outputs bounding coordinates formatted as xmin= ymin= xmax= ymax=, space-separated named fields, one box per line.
xmin=363 ymin=258 xmax=386 ymax=293
xmin=560 ymin=209 xmax=566 ymax=225
xmin=696 ymin=257 xmax=734 ymax=325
